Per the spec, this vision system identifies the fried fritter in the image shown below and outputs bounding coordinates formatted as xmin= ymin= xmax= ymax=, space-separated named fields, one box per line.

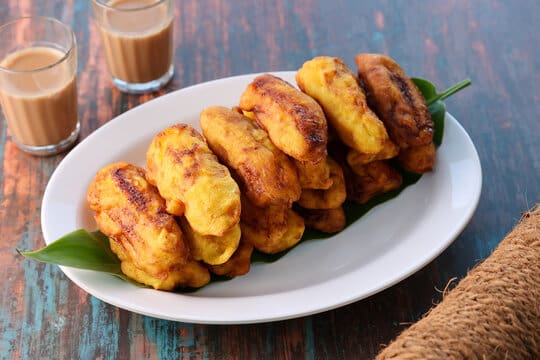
xmin=117 ymin=253 xmax=210 ymax=290
xmin=239 ymin=196 xmax=288 ymax=250
xmin=87 ymin=162 xmax=210 ymax=290
xmin=297 ymin=157 xmax=347 ymax=210
xmin=207 ymin=240 xmax=254 ymax=277
xmin=239 ymin=73 xmax=328 ymax=162
xmin=179 ymin=217 xmax=241 ymax=265
xmin=346 ymin=139 xmax=399 ymax=167
xmin=200 ymin=106 xmax=301 ymax=207
xmin=294 ymin=158 xmax=333 ymax=190
xmin=296 ymin=206 xmax=346 ymax=233
xmin=296 ymin=56 xmax=391 ymax=156
xmin=346 ymin=160 xmax=403 ymax=204
xmin=240 ymin=196 xmax=305 ymax=254
xmin=355 ymin=54 xmax=434 ymax=148
xmin=146 ymin=124 xmax=241 ymax=236
xmin=398 ymin=142 xmax=436 ymax=173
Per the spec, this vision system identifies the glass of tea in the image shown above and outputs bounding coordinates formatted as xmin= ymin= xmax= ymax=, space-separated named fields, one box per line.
xmin=0 ymin=16 xmax=80 ymax=156
xmin=90 ymin=0 xmax=175 ymax=94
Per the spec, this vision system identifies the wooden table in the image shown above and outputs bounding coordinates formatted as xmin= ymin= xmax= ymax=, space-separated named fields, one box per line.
xmin=1 ymin=1 xmax=539 ymax=358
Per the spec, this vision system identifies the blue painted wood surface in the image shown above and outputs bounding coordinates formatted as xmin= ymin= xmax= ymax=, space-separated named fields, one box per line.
xmin=1 ymin=0 xmax=539 ymax=358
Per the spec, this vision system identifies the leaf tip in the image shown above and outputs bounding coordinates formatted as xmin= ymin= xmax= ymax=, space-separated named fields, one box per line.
xmin=16 ymin=248 xmax=30 ymax=257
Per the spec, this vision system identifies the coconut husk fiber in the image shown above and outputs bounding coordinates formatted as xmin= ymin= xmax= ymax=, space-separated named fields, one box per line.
xmin=376 ymin=205 xmax=540 ymax=359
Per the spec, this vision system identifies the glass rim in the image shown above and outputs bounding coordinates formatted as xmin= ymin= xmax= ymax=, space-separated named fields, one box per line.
xmin=91 ymin=0 xmax=168 ymax=12
xmin=0 ymin=16 xmax=76 ymax=75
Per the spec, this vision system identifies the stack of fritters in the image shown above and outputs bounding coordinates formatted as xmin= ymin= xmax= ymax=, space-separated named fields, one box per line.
xmin=146 ymin=124 xmax=242 ymax=268
xmin=200 ymin=105 xmax=305 ymax=254
xmin=87 ymin=162 xmax=211 ymax=290
xmin=297 ymin=55 xmax=435 ymax=206
xmin=89 ymin=124 xmax=246 ymax=290
xmin=355 ymin=54 xmax=436 ymax=174
xmin=87 ymin=54 xmax=437 ymax=291
xmin=239 ymin=74 xmax=348 ymax=234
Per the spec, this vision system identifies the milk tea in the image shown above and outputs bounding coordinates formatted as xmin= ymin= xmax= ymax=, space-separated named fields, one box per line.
xmin=0 ymin=47 xmax=78 ymax=147
xmin=97 ymin=0 xmax=173 ymax=84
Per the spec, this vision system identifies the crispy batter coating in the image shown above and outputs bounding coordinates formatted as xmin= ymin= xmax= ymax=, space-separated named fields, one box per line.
xmin=398 ymin=142 xmax=436 ymax=173
xmin=346 ymin=139 xmax=399 ymax=167
xmin=239 ymin=196 xmax=288 ymax=251
xmin=241 ymin=109 xmax=256 ymax=120
xmin=355 ymin=53 xmax=434 ymax=148
xmin=207 ymin=240 xmax=254 ymax=277
xmin=346 ymin=160 xmax=403 ymax=204
xmin=200 ymin=106 xmax=301 ymax=207
xmin=179 ymin=217 xmax=241 ymax=265
xmin=146 ymin=124 xmax=241 ymax=236
xmin=296 ymin=206 xmax=346 ymax=233
xmin=296 ymin=56 xmax=391 ymax=155
xmin=117 ymin=250 xmax=210 ymax=290
xmin=294 ymin=158 xmax=333 ymax=190
xmin=240 ymin=196 xmax=305 ymax=254
xmin=297 ymin=157 xmax=347 ymax=209
xmin=271 ymin=209 xmax=305 ymax=253
xmin=239 ymin=73 xmax=328 ymax=162
xmin=87 ymin=162 xmax=210 ymax=290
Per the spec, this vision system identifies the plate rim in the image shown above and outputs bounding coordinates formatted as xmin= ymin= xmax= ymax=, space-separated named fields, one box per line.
xmin=40 ymin=71 xmax=482 ymax=324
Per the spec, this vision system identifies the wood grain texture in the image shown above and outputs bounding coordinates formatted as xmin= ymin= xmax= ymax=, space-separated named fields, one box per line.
xmin=1 ymin=0 xmax=539 ymax=358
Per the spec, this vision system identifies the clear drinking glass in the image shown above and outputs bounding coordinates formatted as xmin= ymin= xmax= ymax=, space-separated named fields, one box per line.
xmin=90 ymin=0 xmax=174 ymax=93
xmin=0 ymin=17 xmax=80 ymax=156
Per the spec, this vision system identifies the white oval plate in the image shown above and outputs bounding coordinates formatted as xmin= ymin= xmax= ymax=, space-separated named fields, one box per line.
xmin=41 ymin=71 xmax=481 ymax=324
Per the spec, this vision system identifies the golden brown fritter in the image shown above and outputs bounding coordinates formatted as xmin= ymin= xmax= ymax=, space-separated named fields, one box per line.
xmin=398 ymin=142 xmax=436 ymax=173
xmin=296 ymin=206 xmax=346 ymax=233
xmin=346 ymin=139 xmax=399 ymax=167
xmin=296 ymin=56 xmax=391 ymax=156
xmin=87 ymin=162 xmax=210 ymax=290
xmin=146 ymin=124 xmax=241 ymax=237
xmin=239 ymin=196 xmax=288 ymax=251
xmin=117 ymin=252 xmax=210 ymax=290
xmin=239 ymin=73 xmax=328 ymax=162
xmin=271 ymin=209 xmax=305 ymax=253
xmin=294 ymin=158 xmax=333 ymax=190
xmin=346 ymin=160 xmax=403 ymax=204
xmin=297 ymin=157 xmax=347 ymax=210
xmin=179 ymin=217 xmax=241 ymax=265
xmin=355 ymin=53 xmax=434 ymax=148
xmin=207 ymin=240 xmax=254 ymax=277
xmin=200 ymin=106 xmax=301 ymax=207
xmin=240 ymin=196 xmax=305 ymax=254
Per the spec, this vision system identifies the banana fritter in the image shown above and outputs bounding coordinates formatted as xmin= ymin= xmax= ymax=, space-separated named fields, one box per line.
xmin=207 ymin=240 xmax=254 ymax=277
xmin=296 ymin=56 xmax=392 ymax=156
xmin=87 ymin=162 xmax=210 ymax=290
xmin=355 ymin=53 xmax=434 ymax=149
xmin=239 ymin=73 xmax=328 ymax=162
xmin=398 ymin=142 xmax=436 ymax=173
xmin=294 ymin=158 xmax=333 ymax=190
xmin=200 ymin=106 xmax=301 ymax=207
xmin=239 ymin=196 xmax=287 ymax=251
xmin=346 ymin=139 xmax=399 ymax=167
xmin=240 ymin=196 xmax=305 ymax=254
xmin=117 ymin=255 xmax=210 ymax=290
xmin=146 ymin=124 xmax=241 ymax=237
xmin=179 ymin=217 xmax=241 ymax=265
xmin=346 ymin=160 xmax=403 ymax=204
xmin=297 ymin=157 xmax=347 ymax=210
xmin=296 ymin=206 xmax=346 ymax=234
